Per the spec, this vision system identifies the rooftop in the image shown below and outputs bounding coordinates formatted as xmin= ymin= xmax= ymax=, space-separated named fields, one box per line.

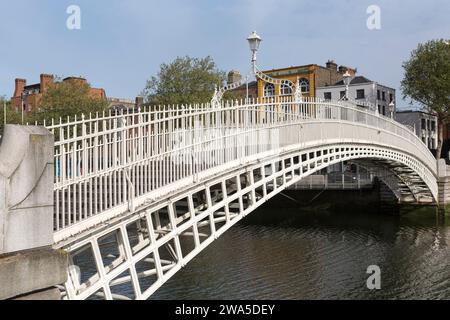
xmin=262 ymin=61 xmax=356 ymax=75
xmin=23 ymin=83 xmax=41 ymax=90
xmin=396 ymin=109 xmax=437 ymax=116
xmin=63 ymin=76 xmax=87 ymax=82
xmin=334 ymin=76 xmax=372 ymax=86
xmin=262 ymin=64 xmax=315 ymax=73
xmin=232 ymin=81 xmax=257 ymax=90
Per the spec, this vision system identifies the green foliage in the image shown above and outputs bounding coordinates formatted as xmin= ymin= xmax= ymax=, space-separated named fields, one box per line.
xmin=31 ymin=79 xmax=108 ymax=124
xmin=401 ymin=39 xmax=450 ymax=117
xmin=143 ymin=56 xmax=226 ymax=106
xmin=223 ymin=90 xmax=246 ymax=102
xmin=401 ymin=39 xmax=450 ymax=157
xmin=0 ymin=97 xmax=22 ymax=134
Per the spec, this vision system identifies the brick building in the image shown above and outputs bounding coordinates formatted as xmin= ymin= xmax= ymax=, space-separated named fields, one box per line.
xmin=11 ymin=74 xmax=106 ymax=114
xmin=257 ymin=60 xmax=356 ymax=98
xmin=225 ymin=70 xmax=258 ymax=100
xmin=227 ymin=61 xmax=357 ymax=101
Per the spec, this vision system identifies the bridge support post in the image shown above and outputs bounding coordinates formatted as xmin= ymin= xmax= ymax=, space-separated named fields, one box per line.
xmin=437 ymin=159 xmax=450 ymax=217
xmin=0 ymin=125 xmax=67 ymax=300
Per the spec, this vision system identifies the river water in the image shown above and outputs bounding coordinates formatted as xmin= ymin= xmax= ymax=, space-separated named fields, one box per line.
xmin=150 ymin=197 xmax=450 ymax=300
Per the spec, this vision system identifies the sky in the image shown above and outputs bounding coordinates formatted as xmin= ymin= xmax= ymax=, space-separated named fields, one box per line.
xmin=0 ymin=0 xmax=449 ymax=108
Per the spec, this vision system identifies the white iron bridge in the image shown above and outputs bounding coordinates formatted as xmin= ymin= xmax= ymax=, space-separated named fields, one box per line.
xmin=47 ymin=97 xmax=437 ymax=300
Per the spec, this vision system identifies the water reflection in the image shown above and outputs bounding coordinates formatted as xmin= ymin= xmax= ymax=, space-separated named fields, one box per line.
xmin=151 ymin=201 xmax=450 ymax=300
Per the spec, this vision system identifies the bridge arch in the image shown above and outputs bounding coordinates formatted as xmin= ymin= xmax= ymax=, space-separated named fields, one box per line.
xmin=59 ymin=140 xmax=436 ymax=300
xmin=47 ymin=97 xmax=438 ymax=299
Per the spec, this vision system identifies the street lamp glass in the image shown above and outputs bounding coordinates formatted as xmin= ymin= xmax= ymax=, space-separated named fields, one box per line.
xmin=247 ymin=31 xmax=262 ymax=52
xmin=342 ymin=71 xmax=352 ymax=86
xmin=389 ymin=101 xmax=395 ymax=112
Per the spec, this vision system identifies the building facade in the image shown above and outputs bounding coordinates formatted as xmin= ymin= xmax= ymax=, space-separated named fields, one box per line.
xmin=108 ymin=96 xmax=144 ymax=113
xmin=226 ymin=70 xmax=258 ymax=100
xmin=257 ymin=60 xmax=356 ymax=98
xmin=396 ymin=110 xmax=437 ymax=152
xmin=443 ymin=125 xmax=450 ymax=159
xmin=316 ymin=76 xmax=396 ymax=115
xmin=11 ymin=74 xmax=106 ymax=114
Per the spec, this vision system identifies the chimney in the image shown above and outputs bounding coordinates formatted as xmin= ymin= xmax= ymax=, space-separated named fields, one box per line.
xmin=326 ymin=60 xmax=337 ymax=71
xmin=227 ymin=70 xmax=242 ymax=85
xmin=14 ymin=78 xmax=26 ymax=97
xmin=40 ymin=74 xmax=54 ymax=93
xmin=135 ymin=96 xmax=144 ymax=108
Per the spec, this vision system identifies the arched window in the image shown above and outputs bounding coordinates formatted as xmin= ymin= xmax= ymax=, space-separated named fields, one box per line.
xmin=299 ymin=78 xmax=310 ymax=93
xmin=280 ymin=83 xmax=292 ymax=96
xmin=264 ymin=83 xmax=275 ymax=97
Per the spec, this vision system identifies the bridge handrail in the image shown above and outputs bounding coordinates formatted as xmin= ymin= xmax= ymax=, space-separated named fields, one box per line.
xmin=45 ymin=96 xmax=437 ymax=241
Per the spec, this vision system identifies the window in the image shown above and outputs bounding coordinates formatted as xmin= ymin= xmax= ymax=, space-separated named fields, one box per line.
xmin=280 ymin=83 xmax=292 ymax=96
xmin=389 ymin=93 xmax=393 ymax=102
xmin=427 ymin=119 xmax=431 ymax=130
xmin=382 ymin=91 xmax=386 ymax=101
xmin=377 ymin=90 xmax=381 ymax=100
xmin=324 ymin=92 xmax=332 ymax=100
xmin=421 ymin=119 xmax=426 ymax=130
xmin=431 ymin=121 xmax=436 ymax=131
xmin=264 ymin=83 xmax=275 ymax=97
xmin=378 ymin=105 xmax=382 ymax=114
xmin=340 ymin=91 xmax=346 ymax=99
xmin=382 ymin=105 xmax=386 ymax=115
xmin=356 ymin=89 xmax=365 ymax=99
xmin=299 ymin=78 xmax=309 ymax=93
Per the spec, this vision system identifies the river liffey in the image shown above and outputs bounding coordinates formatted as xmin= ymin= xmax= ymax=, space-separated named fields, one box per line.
xmin=150 ymin=197 xmax=450 ymax=300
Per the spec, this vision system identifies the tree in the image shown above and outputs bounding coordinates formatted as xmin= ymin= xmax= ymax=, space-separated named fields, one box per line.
xmin=31 ymin=78 xmax=108 ymax=124
xmin=142 ymin=56 xmax=227 ymax=106
xmin=0 ymin=97 xmax=22 ymax=134
xmin=401 ymin=39 xmax=450 ymax=158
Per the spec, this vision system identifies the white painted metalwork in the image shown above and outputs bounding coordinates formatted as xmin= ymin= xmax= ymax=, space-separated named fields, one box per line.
xmin=342 ymin=70 xmax=352 ymax=100
xmin=45 ymin=97 xmax=439 ymax=299
xmin=213 ymin=31 xmax=304 ymax=106
xmin=290 ymin=174 xmax=374 ymax=190
xmin=47 ymin=97 xmax=437 ymax=241
xmin=211 ymin=80 xmax=245 ymax=108
xmin=254 ymin=66 xmax=304 ymax=102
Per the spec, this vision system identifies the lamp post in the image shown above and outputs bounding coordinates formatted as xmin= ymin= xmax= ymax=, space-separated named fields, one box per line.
xmin=342 ymin=71 xmax=352 ymax=100
xmin=247 ymin=31 xmax=262 ymax=74
xmin=3 ymin=99 xmax=6 ymax=126
xmin=389 ymin=100 xmax=395 ymax=119
xmin=246 ymin=31 xmax=302 ymax=101
xmin=245 ymin=74 xmax=249 ymax=103
xmin=21 ymin=93 xmax=25 ymax=124
xmin=210 ymin=32 xmax=262 ymax=108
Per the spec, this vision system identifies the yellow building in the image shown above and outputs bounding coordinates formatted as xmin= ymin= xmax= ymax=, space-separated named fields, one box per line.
xmin=257 ymin=60 xmax=356 ymax=98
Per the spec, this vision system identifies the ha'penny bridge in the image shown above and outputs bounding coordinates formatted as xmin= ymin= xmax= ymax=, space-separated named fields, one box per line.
xmin=1 ymin=96 xmax=448 ymax=300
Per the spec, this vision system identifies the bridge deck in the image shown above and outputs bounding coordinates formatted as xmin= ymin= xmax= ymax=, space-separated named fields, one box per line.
xmin=41 ymin=97 xmax=438 ymax=299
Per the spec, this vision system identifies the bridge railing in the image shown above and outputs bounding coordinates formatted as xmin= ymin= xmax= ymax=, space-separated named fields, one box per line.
xmin=44 ymin=96 xmax=436 ymax=242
